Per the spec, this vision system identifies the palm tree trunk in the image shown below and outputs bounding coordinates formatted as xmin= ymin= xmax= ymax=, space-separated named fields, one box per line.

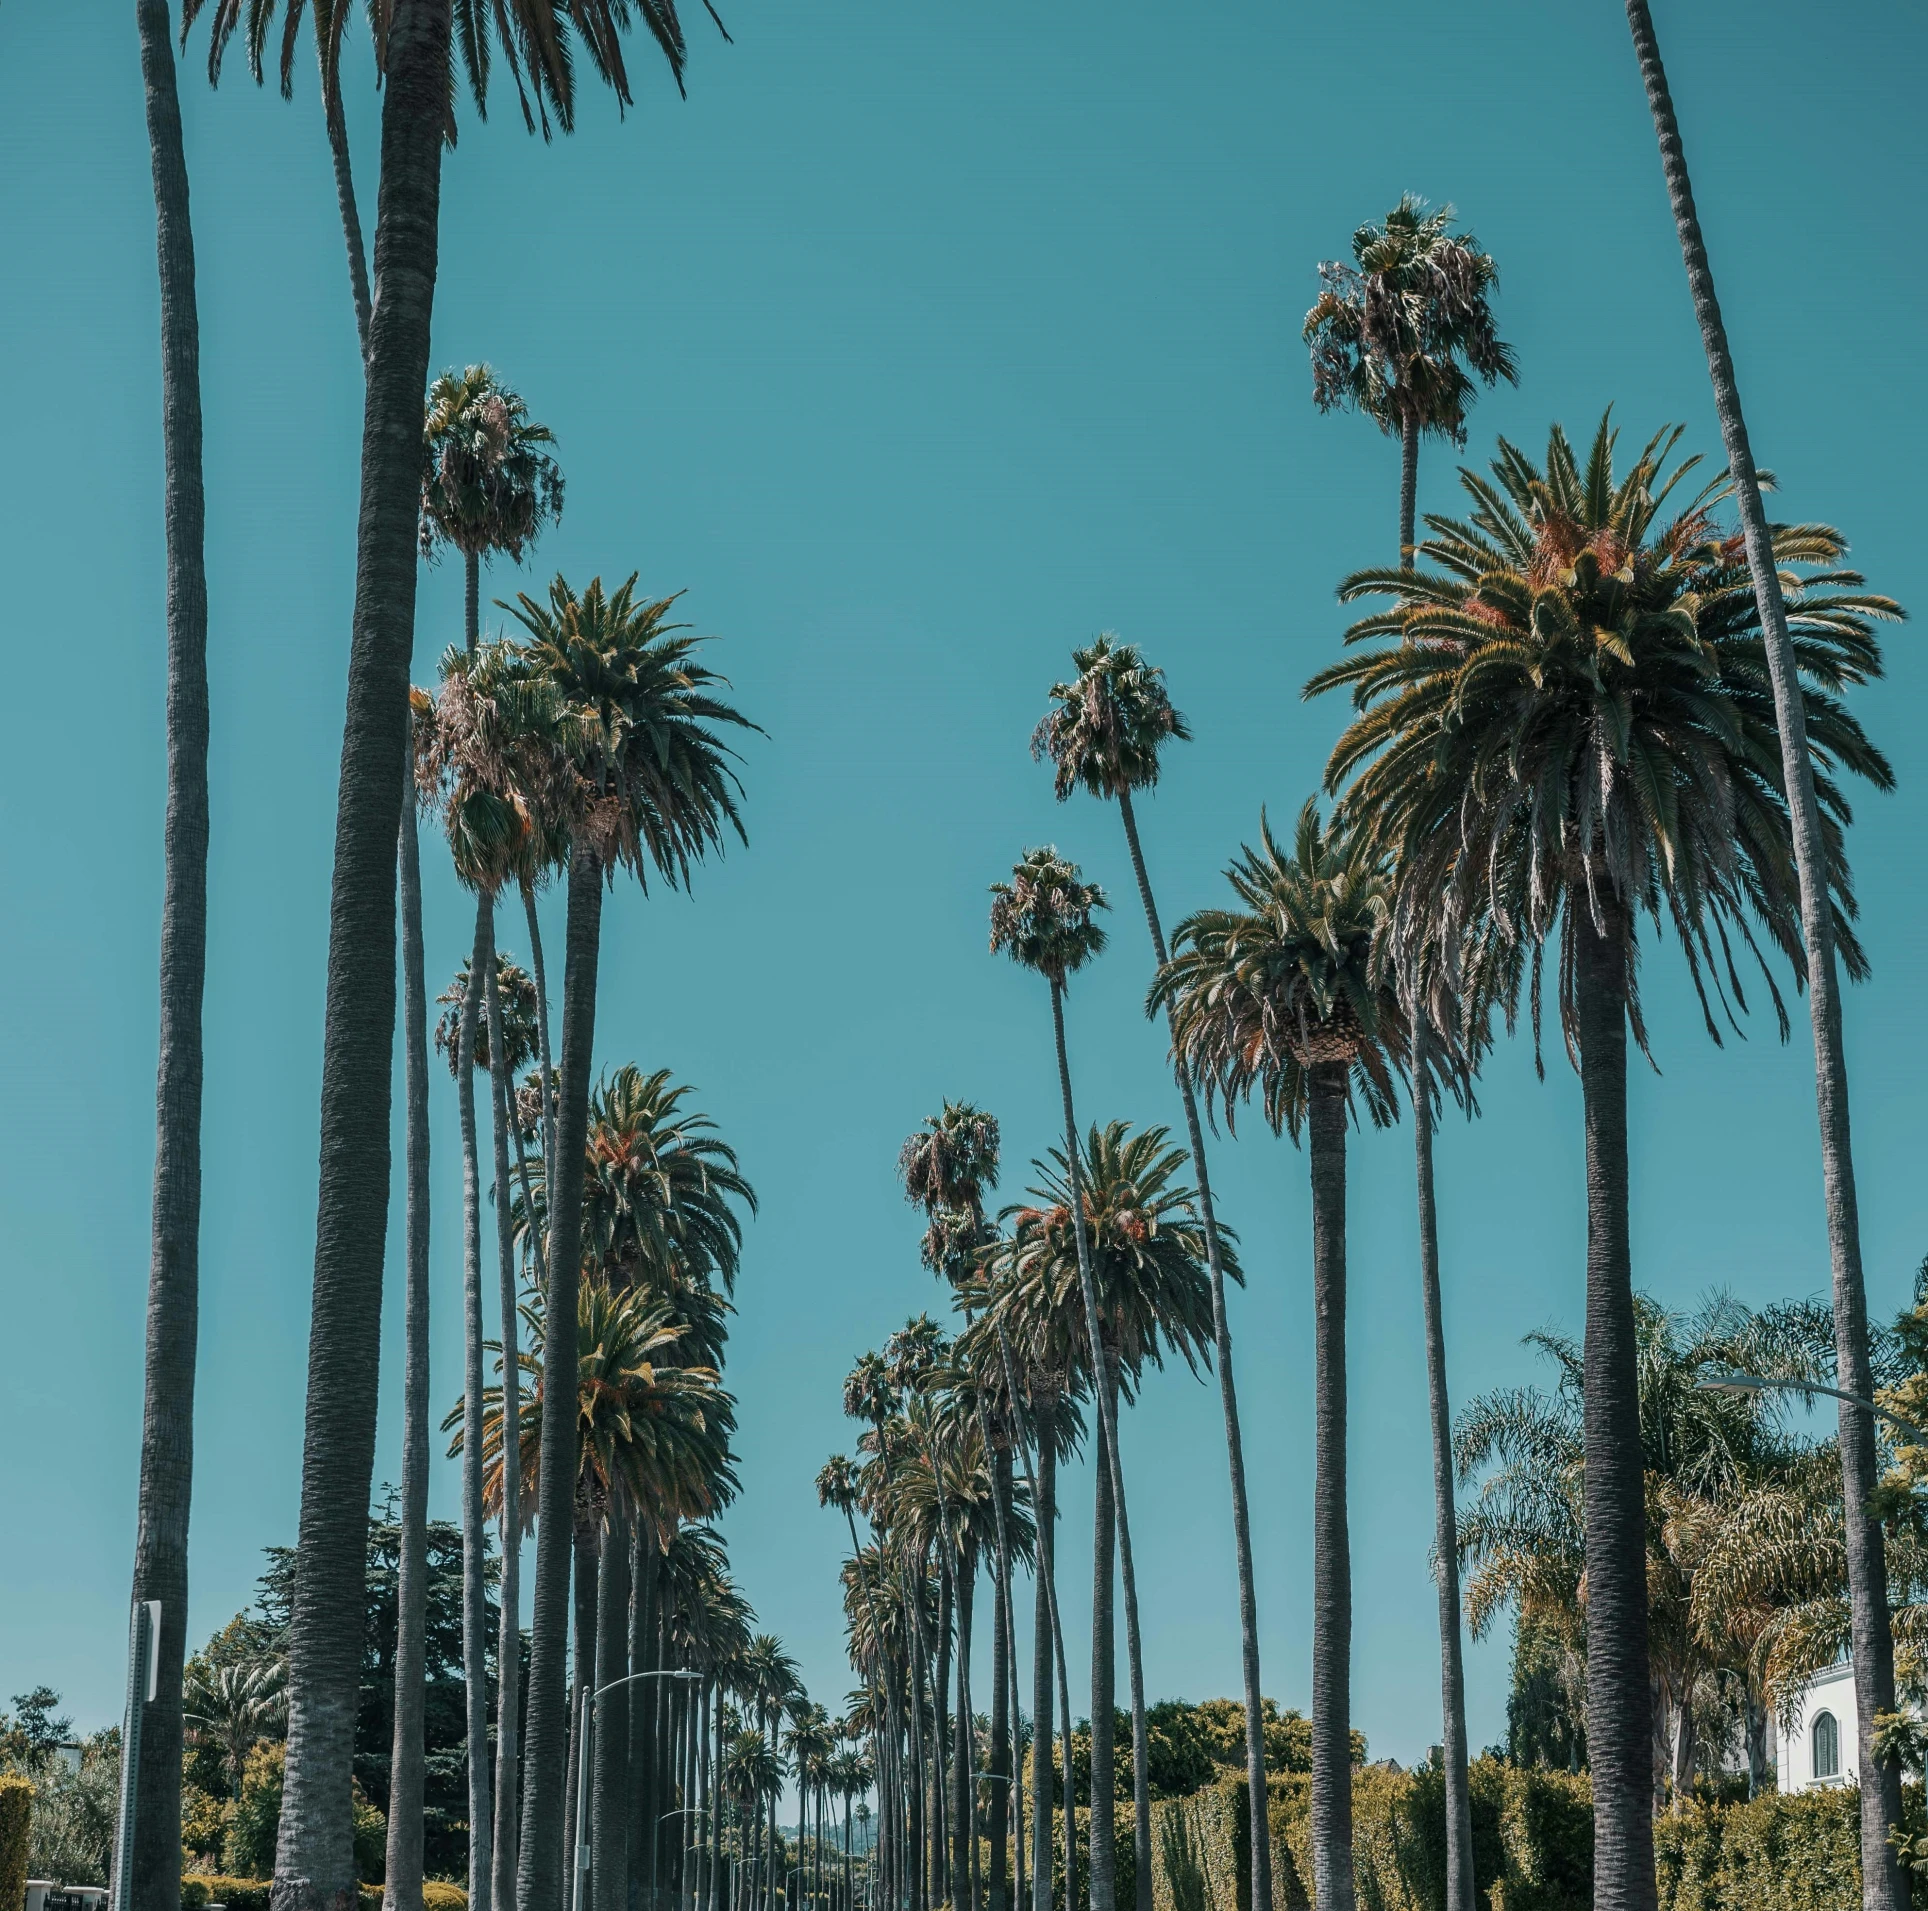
xmin=1113 ymin=787 xmax=1271 ymax=1911
xmin=458 ymin=894 xmax=498 ymax=1911
xmin=594 ymin=1515 xmax=633 ymax=1911
xmin=523 ymin=885 xmax=559 ymax=1182
xmin=275 ymin=4 xmax=453 ymax=1902
xmin=1306 ymin=1063 xmax=1353 ymax=1911
xmin=1572 ymin=902 xmax=1656 ymax=1911
xmin=1108 ymin=1381 xmax=1153 ymax=1911
xmin=1089 ymin=1403 xmax=1118 ymax=1911
xmin=129 ymin=13 xmax=208 ymax=1911
xmin=567 ymin=1517 xmax=601 ymax=1910
xmin=1050 ymin=1587 xmax=1077 ymax=1911
xmin=630 ymin=1534 xmax=656 ymax=1908
xmin=1620 ymin=12 xmax=1903 ymax=1903
xmin=956 ymin=1558 xmax=977 ymax=1911
xmin=1046 ymin=978 xmax=1146 ymax=1911
xmin=486 ymin=970 xmax=524 ymax=1911
xmin=321 ymin=69 xmax=372 ymax=360
xmin=385 ymin=748 xmax=433 ymax=1911
xmin=1410 ymin=1020 xmax=1473 ymax=1911
xmin=1028 ymin=1408 xmax=1056 ymax=1911
xmin=522 ymin=845 xmax=607 ymax=1911
xmin=986 ymin=1451 xmax=1011 ymax=1911
xmin=1397 ymin=413 xmax=1419 ymax=563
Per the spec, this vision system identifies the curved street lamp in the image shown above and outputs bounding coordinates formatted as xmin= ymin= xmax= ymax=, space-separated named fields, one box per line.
xmin=575 ymin=1667 xmax=704 ymax=1911
xmin=1696 ymin=1369 xmax=1928 ymax=1445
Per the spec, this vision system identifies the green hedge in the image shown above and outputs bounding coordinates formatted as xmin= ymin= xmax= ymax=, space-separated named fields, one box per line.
xmin=1146 ymin=1763 xmax=1928 ymax=1911
xmin=1 ymin=1775 xmax=33 ymax=1911
xmin=1653 ymin=1787 xmax=1928 ymax=1911
xmin=185 ymin=1875 xmax=467 ymax=1909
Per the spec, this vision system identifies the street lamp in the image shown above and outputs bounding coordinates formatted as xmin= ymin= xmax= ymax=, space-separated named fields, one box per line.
xmin=575 ymin=1668 xmax=704 ymax=1911
xmin=1696 ymin=1369 xmax=1928 ymax=1444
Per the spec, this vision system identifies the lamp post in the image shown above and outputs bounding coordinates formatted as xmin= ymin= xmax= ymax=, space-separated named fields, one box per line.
xmin=1697 ymin=1369 xmax=1928 ymax=1444
xmin=575 ymin=1667 xmax=703 ymax=1911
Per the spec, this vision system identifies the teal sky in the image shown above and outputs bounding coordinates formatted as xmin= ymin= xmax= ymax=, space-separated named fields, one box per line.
xmin=3 ymin=1 xmax=1926 ymax=1773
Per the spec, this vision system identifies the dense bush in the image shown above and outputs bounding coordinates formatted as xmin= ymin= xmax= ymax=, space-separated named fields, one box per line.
xmin=0 ymin=1774 xmax=33 ymax=1911
xmin=1145 ymin=1762 xmax=1928 ymax=1911
xmin=26 ymin=1731 xmax=121 ymax=1885
xmin=217 ymin=1740 xmax=386 ymax=1884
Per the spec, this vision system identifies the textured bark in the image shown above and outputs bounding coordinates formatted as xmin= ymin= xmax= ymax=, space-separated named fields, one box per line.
xmin=954 ymin=1560 xmax=976 ymax=1911
xmin=1088 ymin=1398 xmax=1117 ymax=1911
xmin=1307 ymin=1065 xmax=1354 ymax=1911
xmin=1110 ymin=1423 xmax=1153 ymax=1911
xmin=487 ymin=962 xmax=525 ymax=1911
xmin=274 ymin=3 xmax=450 ymax=1903
xmin=1621 ymin=10 xmax=1903 ymax=1904
xmin=593 ymin=1516 xmax=632 ymax=1911
xmin=1115 ymin=787 xmax=1271 ymax=1911
xmin=567 ymin=1518 xmax=601 ymax=1910
xmin=322 ymin=74 xmax=372 ymax=360
xmin=1028 ymin=1412 xmax=1055 ymax=1911
xmin=524 ymin=886 xmax=559 ymax=1183
xmin=1398 ymin=413 xmax=1419 ymax=564
xmin=628 ymin=1533 xmax=654 ymax=1906
xmin=129 ymin=11 xmax=208 ymax=1911
xmin=1411 ymin=1022 xmax=1473 ymax=1911
xmin=521 ymin=848 xmax=607 ymax=1911
xmin=385 ymin=754 xmax=432 ymax=1911
xmin=1573 ymin=903 xmax=1656 ymax=1911
xmin=459 ymin=894 xmax=498 ymax=1911
xmin=986 ymin=1450 xmax=1011 ymax=1911
xmin=1048 ymin=980 xmax=1145 ymax=1911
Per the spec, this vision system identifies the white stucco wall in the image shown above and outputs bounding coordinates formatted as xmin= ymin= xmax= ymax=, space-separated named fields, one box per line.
xmin=1777 ymin=1660 xmax=1859 ymax=1793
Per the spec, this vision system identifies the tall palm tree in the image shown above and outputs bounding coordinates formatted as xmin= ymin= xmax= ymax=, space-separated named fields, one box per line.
xmin=1309 ymin=415 xmax=1897 ymax=1911
xmin=1302 ymin=193 xmax=1516 ymax=561
xmin=989 ymin=845 xmax=1130 ymax=1911
xmin=1154 ymin=801 xmax=1405 ymax=1911
xmin=990 ymin=1125 xmax=1223 ymax=1911
xmin=1032 ymin=637 xmax=1271 ymax=1911
xmin=126 ymin=10 xmax=209 ymax=1911
xmin=1302 ymin=207 xmax=1512 ymax=1911
xmin=170 ymin=16 xmax=716 ymax=1904
xmin=482 ymin=573 xmax=752 ymax=1904
xmin=1620 ymin=13 xmax=1905 ymax=1902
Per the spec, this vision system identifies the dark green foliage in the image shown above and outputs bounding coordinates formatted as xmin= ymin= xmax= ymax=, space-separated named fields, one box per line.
xmin=0 ymin=1774 xmax=31 ymax=1909
xmin=1506 ymin=1616 xmax=1587 ymax=1774
xmin=205 ymin=1504 xmax=496 ymax=1882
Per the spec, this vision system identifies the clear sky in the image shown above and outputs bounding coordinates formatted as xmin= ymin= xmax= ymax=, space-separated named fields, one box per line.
xmin=2 ymin=0 xmax=1925 ymax=1774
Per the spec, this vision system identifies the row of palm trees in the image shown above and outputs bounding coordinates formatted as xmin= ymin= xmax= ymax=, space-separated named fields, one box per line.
xmin=825 ymin=430 xmax=1900 ymax=1911
xmin=118 ymin=11 xmax=1906 ymax=1911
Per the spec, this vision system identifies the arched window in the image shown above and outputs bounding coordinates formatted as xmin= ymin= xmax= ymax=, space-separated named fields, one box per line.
xmin=1812 ymin=1709 xmax=1841 ymax=1781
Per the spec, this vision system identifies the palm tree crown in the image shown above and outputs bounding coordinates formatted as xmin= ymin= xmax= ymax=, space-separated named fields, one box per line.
xmin=1303 ymin=193 xmax=1516 ymax=447
xmin=1310 ymin=414 xmax=1900 ymax=1061
xmin=420 ymin=364 xmax=564 ymax=564
xmin=504 ymin=573 xmax=757 ymax=884
xmin=988 ymin=847 xmax=1108 ymax=988
xmin=1031 ymin=634 xmax=1189 ymax=801
xmin=1152 ymin=800 xmax=1404 ymax=1136
xmin=987 ymin=1123 xmax=1232 ymax=1394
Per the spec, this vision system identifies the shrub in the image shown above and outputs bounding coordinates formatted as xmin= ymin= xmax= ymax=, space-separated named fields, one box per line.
xmin=28 ymin=1731 xmax=120 ymax=1885
xmin=183 ymin=1878 xmax=273 ymax=1910
xmin=355 ymin=1884 xmax=467 ymax=1909
xmin=0 ymin=1775 xmax=33 ymax=1911
xmin=223 ymin=1741 xmax=284 ymax=1878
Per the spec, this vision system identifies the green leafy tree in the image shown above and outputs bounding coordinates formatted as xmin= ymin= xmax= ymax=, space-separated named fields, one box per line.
xmin=1313 ymin=414 xmax=1897 ymax=1906
xmin=1154 ymin=801 xmax=1402 ymax=1911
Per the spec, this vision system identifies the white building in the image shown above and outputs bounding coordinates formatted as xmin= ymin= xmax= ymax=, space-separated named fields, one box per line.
xmin=1777 ymin=1660 xmax=1857 ymax=1793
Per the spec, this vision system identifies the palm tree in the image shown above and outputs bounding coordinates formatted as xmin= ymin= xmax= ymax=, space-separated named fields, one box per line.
xmin=171 ymin=15 xmax=717 ymax=1904
xmin=1619 ymin=13 xmax=1904 ymax=1902
xmin=1302 ymin=206 xmax=1512 ymax=1911
xmin=480 ymin=573 xmax=752 ymax=1903
xmin=183 ymin=1658 xmax=287 ymax=1794
xmin=1032 ymin=636 xmax=1271 ymax=1911
xmin=1154 ymin=801 xmax=1405 ymax=1911
xmin=125 ymin=10 xmax=209 ymax=1911
xmin=1310 ymin=415 xmax=1897 ymax=1911
xmin=989 ymin=846 xmax=1120 ymax=1911
xmin=1302 ymin=193 xmax=1515 ymax=561
xmin=990 ymin=1125 xmax=1222 ymax=1911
